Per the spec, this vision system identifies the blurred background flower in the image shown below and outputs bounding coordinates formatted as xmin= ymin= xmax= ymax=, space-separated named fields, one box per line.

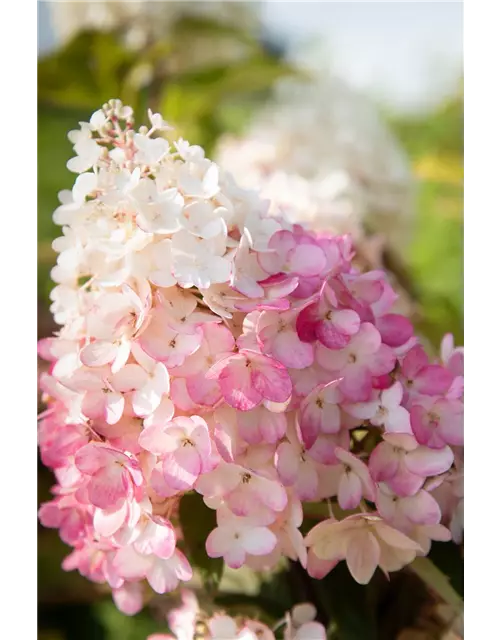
xmin=214 ymin=75 xmax=415 ymax=273
xmin=37 ymin=2 xmax=463 ymax=639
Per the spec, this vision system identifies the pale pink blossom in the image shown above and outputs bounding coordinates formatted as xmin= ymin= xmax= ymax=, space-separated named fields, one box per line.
xmin=327 ymin=447 xmax=376 ymax=509
xmin=258 ymin=229 xmax=327 ymax=278
xmin=139 ymin=304 xmax=203 ymax=367
xmin=139 ymin=416 xmax=212 ymax=492
xmin=257 ymin=309 xmax=315 ymax=369
xmin=206 ymin=510 xmax=277 ymax=569
xmin=112 ymin=582 xmax=144 ymax=616
xmin=206 ymin=349 xmax=292 ymax=411
xmin=410 ymin=396 xmax=464 ymax=448
xmin=376 ymin=484 xmax=442 ymax=530
xmin=196 ymin=462 xmax=287 ymax=515
xmin=74 ymin=443 xmax=143 ymax=509
xmin=369 ymin=433 xmax=454 ymax=496
xmin=398 ymin=345 xmax=453 ymax=398
xmin=297 ymin=379 xmax=343 ymax=448
xmin=344 ymin=382 xmax=411 ymax=434
xmin=113 ymin=546 xmax=193 ymax=594
xmin=284 ymin=604 xmax=327 ymax=640
xmin=305 ymin=514 xmax=422 ymax=584
xmin=316 ymin=323 xmax=395 ymax=401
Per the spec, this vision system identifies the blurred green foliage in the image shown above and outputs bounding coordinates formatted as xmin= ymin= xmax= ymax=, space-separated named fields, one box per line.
xmin=389 ymin=87 xmax=464 ymax=347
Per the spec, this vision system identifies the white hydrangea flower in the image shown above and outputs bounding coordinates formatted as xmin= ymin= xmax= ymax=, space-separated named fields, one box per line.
xmin=215 ymin=76 xmax=415 ymax=256
xmin=49 ymin=99 xmax=294 ymax=337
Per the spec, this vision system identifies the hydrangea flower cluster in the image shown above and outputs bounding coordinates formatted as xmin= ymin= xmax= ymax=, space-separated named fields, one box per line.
xmin=38 ymin=100 xmax=464 ymax=616
xmin=147 ymin=590 xmax=326 ymax=640
xmin=215 ymin=77 xmax=415 ymax=255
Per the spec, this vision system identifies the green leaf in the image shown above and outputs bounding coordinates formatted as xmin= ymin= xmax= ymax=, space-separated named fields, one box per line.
xmin=316 ymin=562 xmax=379 ymax=640
xmin=171 ymin=54 xmax=301 ymax=98
xmin=409 ymin=556 xmax=464 ymax=616
xmin=427 ymin=541 xmax=464 ymax=597
xmin=38 ymin=30 xmax=137 ymax=110
xmin=178 ymin=492 xmax=224 ymax=592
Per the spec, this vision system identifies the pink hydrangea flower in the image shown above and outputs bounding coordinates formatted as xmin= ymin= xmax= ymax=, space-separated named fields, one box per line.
xmin=297 ymin=379 xmax=343 ymax=448
xmin=398 ymin=345 xmax=453 ymax=398
xmin=38 ymin=101 xmax=464 ymax=611
xmin=296 ymin=282 xmax=360 ymax=350
xmin=410 ymin=396 xmax=464 ymax=448
xmin=74 ymin=443 xmax=144 ymax=509
xmin=316 ymin=323 xmax=395 ymax=401
xmin=206 ymin=510 xmax=278 ymax=569
xmin=344 ymin=381 xmax=411 ymax=434
xmin=140 ymin=416 xmax=212 ymax=492
xmin=369 ymin=433 xmax=454 ymax=496
xmin=206 ymin=349 xmax=292 ymax=411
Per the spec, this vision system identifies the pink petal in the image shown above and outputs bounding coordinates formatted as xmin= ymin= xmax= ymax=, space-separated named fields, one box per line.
xmin=369 ymin=443 xmax=399 ymax=482
xmin=275 ymin=442 xmax=299 ymax=485
xmin=367 ymin=344 xmax=396 ymax=376
xmin=381 ymin=382 xmax=404 ymax=408
xmin=104 ymin=392 xmax=125 ymax=425
xmin=375 ymin=521 xmax=422 ymax=551
xmin=340 ymin=367 xmax=372 ymax=402
xmin=296 ymin=462 xmax=319 ymax=501
xmin=113 ymin=547 xmax=151 ymax=579
xmin=112 ymin=583 xmax=144 ymax=616
xmin=306 ymin=548 xmax=339 ymax=579
xmin=219 ymin=360 xmax=262 ymax=411
xmin=437 ymin=400 xmax=464 ymax=446
xmin=80 ymin=341 xmax=118 ymax=367
xmin=345 ymin=530 xmax=380 ymax=584
xmin=81 ymin=390 xmax=107 ymax=420
xmin=289 ymin=244 xmax=327 ymax=276
xmin=338 ymin=471 xmax=363 ymax=509
xmin=241 ymin=527 xmax=277 ymax=555
xmin=387 ymin=467 xmax=425 ymax=497
xmin=405 ymin=445 xmax=454 ymax=477
xmin=257 ymin=477 xmax=288 ymax=512
xmin=162 ymin=448 xmax=200 ymax=491
xmin=333 ymin=309 xmax=361 ymax=335
xmin=271 ymin=330 xmax=315 ymax=369
xmin=416 ymin=365 xmax=453 ymax=395
xmin=377 ymin=314 xmax=413 ymax=348
xmin=111 ymin=364 xmax=149 ymax=392
xmin=401 ymin=491 xmax=441 ymax=525
xmin=402 ymin=345 xmax=429 ymax=378
xmin=206 ymin=526 xmax=232 ymax=557
xmin=316 ymin=321 xmax=352 ymax=350
xmin=248 ymin=353 xmax=292 ymax=404
xmin=343 ymin=401 xmax=378 ymax=420
xmin=385 ymin=406 xmax=412 ymax=434
xmin=298 ymin=404 xmax=322 ymax=449
xmin=88 ymin=466 xmax=127 ymax=509
xmin=410 ymin=405 xmax=436 ymax=447
xmin=296 ymin=303 xmax=320 ymax=343
xmin=133 ymin=380 xmax=162 ymax=417
xmin=353 ymin=323 xmax=381 ymax=354
xmin=94 ymin=502 xmax=128 ymax=537
xmin=146 ymin=561 xmax=178 ymax=594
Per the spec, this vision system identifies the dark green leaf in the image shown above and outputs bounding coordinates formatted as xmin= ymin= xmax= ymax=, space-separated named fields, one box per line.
xmin=179 ymin=492 xmax=224 ymax=592
xmin=315 ymin=562 xmax=379 ymax=640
